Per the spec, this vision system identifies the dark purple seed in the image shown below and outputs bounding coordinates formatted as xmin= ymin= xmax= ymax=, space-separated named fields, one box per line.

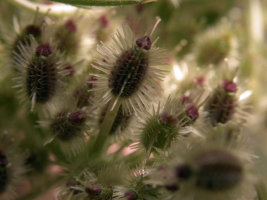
xmin=109 ymin=48 xmax=148 ymax=98
xmin=99 ymin=15 xmax=109 ymax=28
xmin=194 ymin=151 xmax=243 ymax=191
xmin=36 ymin=44 xmax=53 ymax=56
xmin=69 ymin=110 xmax=86 ymax=125
xmin=222 ymin=80 xmax=237 ymax=93
xmin=65 ymin=19 xmax=77 ymax=34
xmin=175 ymin=164 xmax=192 ymax=179
xmin=25 ymin=25 xmax=42 ymax=37
xmin=135 ymin=5 xmax=144 ymax=13
xmin=26 ymin=59 xmax=57 ymax=103
xmin=160 ymin=112 xmax=179 ymax=127
xmin=125 ymin=190 xmax=137 ymax=200
xmin=85 ymin=184 xmax=102 ymax=196
xmin=164 ymin=183 xmax=179 ymax=191
xmin=186 ymin=104 xmax=199 ymax=120
xmin=136 ymin=36 xmax=151 ymax=50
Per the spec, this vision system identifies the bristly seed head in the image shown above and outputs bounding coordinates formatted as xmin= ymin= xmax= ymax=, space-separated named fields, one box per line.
xmin=109 ymin=48 xmax=148 ymax=98
xmin=36 ymin=44 xmax=53 ymax=57
xmin=124 ymin=190 xmax=138 ymax=200
xmin=194 ymin=150 xmax=243 ymax=191
xmin=186 ymin=104 xmax=199 ymax=121
xmin=136 ymin=36 xmax=152 ymax=50
xmin=26 ymin=54 xmax=57 ymax=103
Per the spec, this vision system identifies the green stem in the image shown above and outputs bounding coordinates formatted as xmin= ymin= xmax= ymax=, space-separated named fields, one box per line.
xmin=93 ymin=97 xmax=122 ymax=155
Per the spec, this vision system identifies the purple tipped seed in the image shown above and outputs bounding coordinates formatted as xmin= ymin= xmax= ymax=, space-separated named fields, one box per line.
xmin=160 ymin=112 xmax=179 ymax=127
xmin=85 ymin=184 xmax=102 ymax=196
xmin=136 ymin=36 xmax=151 ymax=50
xmin=65 ymin=19 xmax=77 ymax=34
xmin=125 ymin=190 xmax=137 ymax=200
xmin=222 ymin=80 xmax=237 ymax=93
xmin=186 ymin=104 xmax=199 ymax=120
xmin=175 ymin=164 xmax=192 ymax=179
xmin=69 ymin=110 xmax=86 ymax=125
xmin=194 ymin=150 xmax=243 ymax=191
xmin=36 ymin=44 xmax=53 ymax=56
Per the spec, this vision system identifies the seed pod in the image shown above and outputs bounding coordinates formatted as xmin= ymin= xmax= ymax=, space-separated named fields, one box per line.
xmin=204 ymin=79 xmax=238 ymax=126
xmin=13 ymin=35 xmax=67 ymax=112
xmin=133 ymin=97 xmax=187 ymax=155
xmin=53 ymin=18 xmax=80 ymax=58
xmin=90 ymin=19 xmax=166 ymax=114
xmin=194 ymin=150 xmax=243 ymax=191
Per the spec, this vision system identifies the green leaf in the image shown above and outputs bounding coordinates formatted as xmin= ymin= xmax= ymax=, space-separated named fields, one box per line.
xmin=45 ymin=0 xmax=156 ymax=6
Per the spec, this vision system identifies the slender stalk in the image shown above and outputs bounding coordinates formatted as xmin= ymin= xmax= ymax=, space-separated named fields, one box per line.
xmin=93 ymin=97 xmax=122 ymax=155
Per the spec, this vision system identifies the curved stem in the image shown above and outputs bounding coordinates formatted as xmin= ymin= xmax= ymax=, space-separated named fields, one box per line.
xmin=93 ymin=97 xmax=122 ymax=155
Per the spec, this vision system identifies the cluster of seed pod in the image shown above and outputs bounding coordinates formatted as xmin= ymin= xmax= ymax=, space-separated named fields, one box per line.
xmin=0 ymin=1 xmax=263 ymax=200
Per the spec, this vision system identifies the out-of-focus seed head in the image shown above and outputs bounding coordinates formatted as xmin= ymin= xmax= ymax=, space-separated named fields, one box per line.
xmin=175 ymin=164 xmax=192 ymax=180
xmin=99 ymin=15 xmax=109 ymax=28
xmin=124 ymin=190 xmax=138 ymax=200
xmin=194 ymin=150 xmax=243 ymax=191
xmin=204 ymin=83 xmax=237 ymax=126
xmin=164 ymin=183 xmax=179 ymax=191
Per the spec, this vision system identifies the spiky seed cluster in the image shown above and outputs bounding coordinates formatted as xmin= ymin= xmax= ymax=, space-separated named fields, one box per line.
xmin=53 ymin=18 xmax=80 ymax=57
xmin=134 ymin=97 xmax=187 ymax=154
xmin=51 ymin=110 xmax=87 ymax=141
xmin=194 ymin=26 xmax=236 ymax=67
xmin=193 ymin=150 xmax=243 ymax=191
xmin=13 ymin=36 xmax=66 ymax=111
xmin=205 ymin=79 xmax=238 ymax=126
xmin=12 ymin=24 xmax=42 ymax=56
xmin=90 ymin=23 xmax=165 ymax=113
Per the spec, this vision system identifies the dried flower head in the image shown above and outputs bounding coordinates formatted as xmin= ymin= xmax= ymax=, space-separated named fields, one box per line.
xmin=90 ymin=17 xmax=166 ymax=114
